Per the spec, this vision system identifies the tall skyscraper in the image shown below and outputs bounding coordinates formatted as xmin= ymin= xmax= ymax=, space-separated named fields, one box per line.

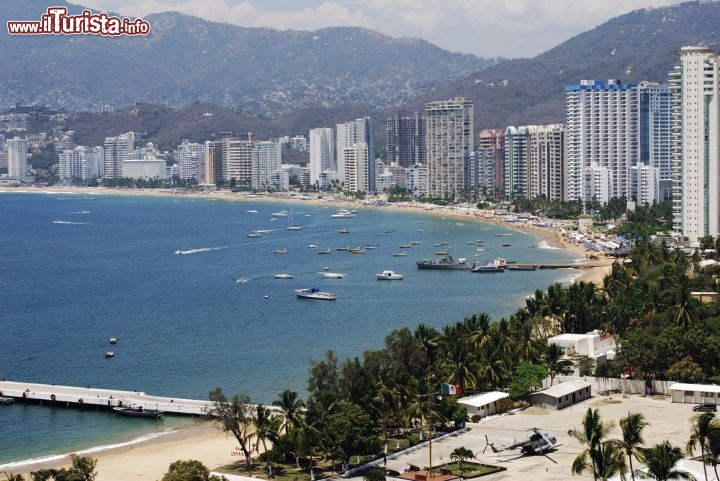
xmin=425 ymin=98 xmax=474 ymax=199
xmin=504 ymin=124 xmax=565 ymax=201
xmin=309 ymin=127 xmax=335 ymax=187
xmin=565 ymin=80 xmax=638 ymax=203
xmin=386 ymin=113 xmax=426 ymax=167
xmin=6 ymin=136 xmax=28 ymax=178
xmin=203 ymin=141 xmax=222 ymax=186
xmin=252 ymin=140 xmax=282 ymax=190
xmin=337 ymin=117 xmax=374 ymax=191
xmin=218 ymin=135 xmax=254 ymax=187
xmin=670 ymin=45 xmax=720 ymax=241
xmin=343 ymin=143 xmax=369 ymax=193
xmin=103 ymin=132 xmax=134 ymax=179
xmin=175 ymin=140 xmax=206 ymax=180
xmin=477 ymin=129 xmax=505 ymax=199
xmin=59 ymin=146 xmax=104 ymax=182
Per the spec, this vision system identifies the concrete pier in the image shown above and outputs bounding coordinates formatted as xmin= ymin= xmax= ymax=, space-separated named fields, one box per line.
xmin=0 ymin=380 xmax=212 ymax=415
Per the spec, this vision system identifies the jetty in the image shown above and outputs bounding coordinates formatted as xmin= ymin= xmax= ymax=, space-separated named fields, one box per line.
xmin=0 ymin=380 xmax=212 ymax=416
xmin=507 ymin=261 xmax=608 ymax=270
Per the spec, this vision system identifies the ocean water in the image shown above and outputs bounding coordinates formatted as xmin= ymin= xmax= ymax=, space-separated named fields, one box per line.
xmin=0 ymin=192 xmax=580 ymax=467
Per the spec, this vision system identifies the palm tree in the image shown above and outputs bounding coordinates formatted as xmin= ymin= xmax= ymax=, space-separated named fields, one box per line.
xmin=3 ymin=473 xmax=25 ymax=481
xmin=437 ymin=341 xmax=477 ymax=394
xmin=641 ymin=441 xmax=695 ymax=481
xmin=706 ymin=427 xmax=720 ymax=481
xmin=255 ymin=404 xmax=282 ymax=477
xmin=686 ymin=412 xmax=718 ymax=481
xmin=273 ymin=389 xmax=304 ymax=434
xmin=569 ymin=408 xmax=615 ymax=481
xmin=615 ymin=412 xmax=649 ymax=481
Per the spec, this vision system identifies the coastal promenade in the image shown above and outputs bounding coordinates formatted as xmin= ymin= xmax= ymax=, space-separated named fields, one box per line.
xmin=0 ymin=380 xmax=212 ymax=415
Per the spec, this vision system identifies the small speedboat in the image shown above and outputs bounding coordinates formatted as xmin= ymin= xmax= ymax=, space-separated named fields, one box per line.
xmin=109 ymin=337 xmax=117 ymax=344
xmin=295 ymin=287 xmax=336 ymax=300
xmin=318 ymin=272 xmax=344 ymax=279
xmin=376 ymin=270 xmax=404 ymax=280
xmin=273 ymin=248 xmax=287 ymax=254
xmin=105 ymin=352 xmax=115 ymax=358
xmin=274 ymin=273 xmax=294 ymax=279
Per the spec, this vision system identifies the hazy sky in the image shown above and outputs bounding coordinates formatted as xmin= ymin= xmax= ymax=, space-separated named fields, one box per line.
xmin=75 ymin=0 xmax=681 ymax=58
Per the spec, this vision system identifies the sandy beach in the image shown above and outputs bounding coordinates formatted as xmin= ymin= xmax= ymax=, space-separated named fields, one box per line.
xmin=1 ymin=186 xmax=615 ymax=479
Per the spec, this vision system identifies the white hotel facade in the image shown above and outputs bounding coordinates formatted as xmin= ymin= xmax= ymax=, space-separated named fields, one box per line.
xmin=670 ymin=45 xmax=720 ymax=241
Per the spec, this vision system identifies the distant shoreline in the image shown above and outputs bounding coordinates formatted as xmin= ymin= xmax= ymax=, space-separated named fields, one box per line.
xmin=0 ymin=186 xmax=613 ymax=285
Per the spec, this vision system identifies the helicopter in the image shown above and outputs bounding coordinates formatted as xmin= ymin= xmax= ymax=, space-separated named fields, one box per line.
xmin=483 ymin=428 xmax=560 ymax=462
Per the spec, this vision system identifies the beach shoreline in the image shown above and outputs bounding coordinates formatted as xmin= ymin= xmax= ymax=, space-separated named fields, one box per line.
xmin=0 ymin=186 xmax=614 ymax=478
xmin=0 ymin=185 xmax=614 ymax=286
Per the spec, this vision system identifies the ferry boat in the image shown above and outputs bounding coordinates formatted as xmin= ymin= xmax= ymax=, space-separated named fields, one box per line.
xmin=295 ymin=287 xmax=336 ymax=300
xmin=416 ymin=255 xmax=472 ymax=270
xmin=471 ymin=258 xmax=508 ymax=273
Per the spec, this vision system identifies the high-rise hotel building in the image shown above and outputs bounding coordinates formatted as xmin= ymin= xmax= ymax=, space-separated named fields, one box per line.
xmin=425 ymin=98 xmax=474 ymax=199
xmin=337 ymin=117 xmax=374 ymax=192
xmin=504 ymin=125 xmax=565 ymax=201
xmin=477 ymin=129 xmax=505 ymax=199
xmin=670 ymin=45 xmax=720 ymax=241
xmin=565 ymin=80 xmax=638 ymax=204
xmin=386 ymin=113 xmax=426 ymax=168
xmin=309 ymin=127 xmax=335 ymax=187
xmin=6 ymin=136 xmax=29 ymax=179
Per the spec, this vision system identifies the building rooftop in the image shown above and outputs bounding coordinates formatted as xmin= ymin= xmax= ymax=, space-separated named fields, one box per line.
xmin=457 ymin=391 xmax=509 ymax=408
xmin=534 ymin=380 xmax=591 ymax=399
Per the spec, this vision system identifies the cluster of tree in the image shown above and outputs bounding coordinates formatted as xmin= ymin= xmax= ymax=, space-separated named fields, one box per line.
xmin=510 ymin=195 xmax=584 ymax=219
xmin=570 ymin=408 xmax=720 ymax=481
xmin=4 ymin=454 xmax=96 ymax=481
xmin=98 ymin=177 xmax=198 ymax=189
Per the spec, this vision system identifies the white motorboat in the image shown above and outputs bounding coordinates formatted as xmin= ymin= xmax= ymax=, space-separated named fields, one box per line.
xmin=271 ymin=210 xmax=289 ymax=218
xmin=318 ymin=272 xmax=344 ymax=279
xmin=295 ymin=288 xmax=336 ymax=300
xmin=376 ymin=270 xmax=404 ymax=280
xmin=247 ymin=231 xmax=262 ymax=238
xmin=274 ymin=273 xmax=294 ymax=279
xmin=109 ymin=337 xmax=118 ymax=344
xmin=331 ymin=209 xmax=355 ymax=218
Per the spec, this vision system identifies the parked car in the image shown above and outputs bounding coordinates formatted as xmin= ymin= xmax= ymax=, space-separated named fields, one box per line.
xmin=693 ymin=403 xmax=717 ymax=412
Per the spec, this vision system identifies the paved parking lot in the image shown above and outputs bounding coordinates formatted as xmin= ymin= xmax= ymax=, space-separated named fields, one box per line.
xmin=378 ymin=393 xmax=704 ymax=481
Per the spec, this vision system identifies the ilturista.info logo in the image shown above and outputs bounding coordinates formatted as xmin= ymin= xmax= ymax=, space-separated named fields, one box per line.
xmin=8 ymin=7 xmax=151 ymax=36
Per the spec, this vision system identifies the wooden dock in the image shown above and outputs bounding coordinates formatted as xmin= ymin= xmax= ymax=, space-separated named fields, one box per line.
xmin=0 ymin=380 xmax=212 ymax=416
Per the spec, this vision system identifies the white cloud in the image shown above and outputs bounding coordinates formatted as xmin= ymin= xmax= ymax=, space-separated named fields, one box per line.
xmin=74 ymin=0 xmax=681 ymax=57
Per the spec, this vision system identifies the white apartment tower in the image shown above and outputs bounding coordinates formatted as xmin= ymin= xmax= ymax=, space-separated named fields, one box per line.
xmin=309 ymin=127 xmax=335 ymax=187
xmin=252 ymin=140 xmax=282 ymax=190
xmin=343 ymin=143 xmax=369 ymax=193
xmin=504 ymin=125 xmax=565 ymax=201
xmin=425 ymin=98 xmax=474 ymax=199
xmin=103 ymin=132 xmax=134 ymax=179
xmin=337 ymin=118 xmax=374 ymax=191
xmin=670 ymin=46 xmax=720 ymax=241
xmin=565 ymin=80 xmax=638 ymax=203
xmin=6 ymin=136 xmax=29 ymax=178
xmin=59 ymin=146 xmax=104 ymax=182
xmin=176 ymin=140 xmax=206 ymax=180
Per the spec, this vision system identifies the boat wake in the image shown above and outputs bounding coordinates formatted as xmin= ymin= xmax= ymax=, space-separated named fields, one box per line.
xmin=0 ymin=430 xmax=173 ymax=472
xmin=174 ymin=246 xmax=228 ymax=255
xmin=53 ymin=220 xmax=87 ymax=225
xmin=69 ymin=211 xmax=91 ymax=214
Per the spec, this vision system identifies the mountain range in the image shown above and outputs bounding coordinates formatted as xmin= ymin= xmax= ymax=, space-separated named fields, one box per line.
xmin=3 ymin=0 xmax=720 ymax=149
xmin=0 ymin=0 xmax=491 ymax=114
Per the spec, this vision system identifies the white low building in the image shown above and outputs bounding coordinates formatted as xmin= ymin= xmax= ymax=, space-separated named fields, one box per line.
xmin=548 ymin=330 xmax=616 ymax=375
xmin=457 ymin=391 xmax=509 ymax=418
xmin=121 ymin=159 xmax=168 ymax=180
xmin=670 ymin=383 xmax=720 ymax=405
xmin=529 ymin=380 xmax=592 ymax=410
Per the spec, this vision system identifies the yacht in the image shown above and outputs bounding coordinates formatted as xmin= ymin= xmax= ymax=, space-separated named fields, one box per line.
xmin=376 ymin=270 xmax=404 ymax=280
xmin=295 ymin=287 xmax=336 ymax=300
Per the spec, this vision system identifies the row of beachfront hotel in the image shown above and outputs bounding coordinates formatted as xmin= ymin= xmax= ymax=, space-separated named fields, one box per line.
xmin=1 ymin=45 xmax=718 ymax=241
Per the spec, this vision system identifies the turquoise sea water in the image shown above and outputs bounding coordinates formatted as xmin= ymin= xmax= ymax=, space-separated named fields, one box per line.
xmin=0 ymin=192 xmax=580 ymax=467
